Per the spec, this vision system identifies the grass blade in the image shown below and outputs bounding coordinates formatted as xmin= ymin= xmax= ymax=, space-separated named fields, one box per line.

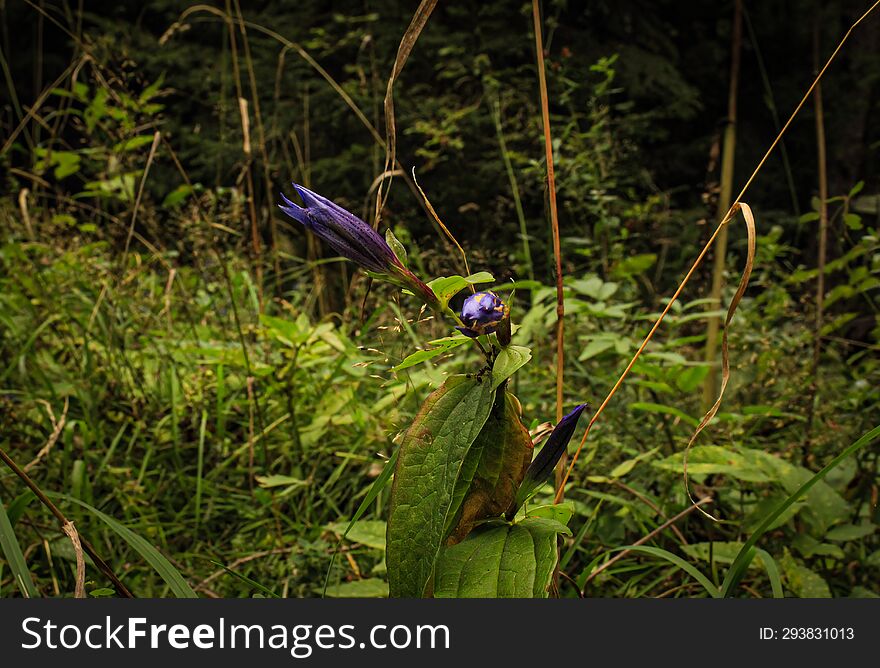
xmin=322 ymin=447 xmax=398 ymax=597
xmin=0 ymin=498 xmax=39 ymax=598
xmin=610 ymin=545 xmax=721 ymax=598
xmin=209 ymin=560 xmax=279 ymax=598
xmin=755 ymin=548 xmax=784 ymax=599
xmin=53 ymin=494 xmax=198 ymax=598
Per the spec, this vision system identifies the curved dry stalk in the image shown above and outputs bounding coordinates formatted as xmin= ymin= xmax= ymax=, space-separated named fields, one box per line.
xmin=684 ymin=203 xmax=756 ymax=520
xmin=375 ymin=0 xmax=438 ymax=227
xmin=411 ymin=169 xmax=473 ymax=283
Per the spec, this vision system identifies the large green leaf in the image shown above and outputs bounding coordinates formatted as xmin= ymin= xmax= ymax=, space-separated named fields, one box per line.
xmin=386 ymin=375 xmax=496 ymax=597
xmin=434 ymin=518 xmax=570 ymax=598
xmin=445 ymin=390 xmax=533 ymax=543
xmin=655 ymin=444 xmax=850 ymax=531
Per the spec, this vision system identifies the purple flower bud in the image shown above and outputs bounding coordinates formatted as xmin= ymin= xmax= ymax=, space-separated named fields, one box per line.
xmin=456 ymin=291 xmax=507 ymax=338
xmin=279 ymin=183 xmax=436 ymax=305
xmin=512 ymin=404 xmax=588 ymax=510
xmin=279 ymin=183 xmax=399 ymax=273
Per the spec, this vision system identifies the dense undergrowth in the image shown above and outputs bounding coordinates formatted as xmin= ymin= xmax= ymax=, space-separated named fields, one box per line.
xmin=1 ymin=0 xmax=879 ymax=597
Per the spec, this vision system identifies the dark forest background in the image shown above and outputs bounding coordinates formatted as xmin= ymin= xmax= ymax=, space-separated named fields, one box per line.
xmin=1 ymin=0 xmax=878 ymax=598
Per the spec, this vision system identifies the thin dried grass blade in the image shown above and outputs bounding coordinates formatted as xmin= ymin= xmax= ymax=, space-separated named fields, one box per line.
xmin=411 ymin=169 xmax=472 ymax=281
xmin=375 ymin=0 xmax=439 ymax=226
xmin=684 ymin=202 xmax=756 ymax=519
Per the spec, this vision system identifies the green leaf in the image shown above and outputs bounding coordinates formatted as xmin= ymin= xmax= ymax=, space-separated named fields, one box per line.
xmin=825 ymin=523 xmax=876 ymax=542
xmin=113 ymin=135 xmax=156 ymax=153
xmin=326 ymin=520 xmax=387 ymax=550
xmin=254 ymin=474 xmax=306 ymax=489
xmin=385 ymin=228 xmax=408 ymax=267
xmin=569 ymin=275 xmax=618 ymax=300
xmin=426 ymin=273 xmax=494 ymax=308
xmin=780 ymin=552 xmax=831 ymax=598
xmin=427 ymin=276 xmax=469 ymax=307
xmin=162 ymin=184 xmax=194 ymax=208
xmin=578 ymin=337 xmax=616 ymax=361
xmin=0 ymin=498 xmax=38 ymax=598
xmin=798 ymin=211 xmax=820 ymax=224
xmin=341 ymin=451 xmax=397 ymax=540
xmin=755 ymin=548 xmax=784 ymax=599
xmin=386 ymin=376 xmax=496 ymax=597
xmin=463 ymin=271 xmax=495 ymax=285
xmin=52 ymin=494 xmax=198 ymax=598
xmin=608 ymin=446 xmax=659 ymax=479
xmin=843 ymin=212 xmax=862 ymax=230
xmin=491 ymin=345 xmax=531 ymax=389
xmin=611 ymin=253 xmax=656 ymax=278
xmin=323 ymin=578 xmax=389 ymax=598
xmin=52 ymin=151 xmax=81 ymax=179
xmin=392 ymin=336 xmax=469 ymax=371
xmin=525 ymin=502 xmax=574 ymax=526
xmin=428 ymin=271 xmax=495 ymax=307
xmin=89 ymin=588 xmax=116 ymax=598
xmin=675 ymin=365 xmax=709 ymax=393
xmin=629 ymin=402 xmax=699 ymax=428
xmin=434 ymin=518 xmax=569 ymax=598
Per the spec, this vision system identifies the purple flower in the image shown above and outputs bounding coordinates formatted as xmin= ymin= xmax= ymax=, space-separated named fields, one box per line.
xmin=279 ymin=184 xmax=399 ymax=273
xmin=279 ymin=183 xmax=436 ymax=304
xmin=512 ymin=404 xmax=588 ymax=510
xmin=456 ymin=291 xmax=507 ymax=338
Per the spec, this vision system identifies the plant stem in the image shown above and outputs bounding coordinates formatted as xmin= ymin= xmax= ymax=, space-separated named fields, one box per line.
xmin=703 ymin=0 xmax=742 ymax=411
xmin=808 ymin=15 xmax=829 ymax=444
xmin=491 ymin=97 xmax=534 ymax=283
xmin=531 ymin=0 xmax=566 ymax=494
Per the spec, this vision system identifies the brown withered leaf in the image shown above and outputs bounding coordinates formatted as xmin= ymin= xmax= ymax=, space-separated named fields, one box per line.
xmin=445 ymin=389 xmax=533 ymax=545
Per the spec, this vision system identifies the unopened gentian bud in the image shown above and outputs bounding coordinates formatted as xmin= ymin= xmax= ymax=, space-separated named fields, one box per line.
xmin=456 ymin=291 xmax=508 ymax=338
xmin=279 ymin=183 xmax=437 ymax=306
xmin=510 ymin=404 xmax=588 ymax=513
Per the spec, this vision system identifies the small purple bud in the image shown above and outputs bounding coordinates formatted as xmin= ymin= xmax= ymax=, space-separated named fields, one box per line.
xmin=458 ymin=291 xmax=507 ymax=337
xmin=512 ymin=404 xmax=588 ymax=511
